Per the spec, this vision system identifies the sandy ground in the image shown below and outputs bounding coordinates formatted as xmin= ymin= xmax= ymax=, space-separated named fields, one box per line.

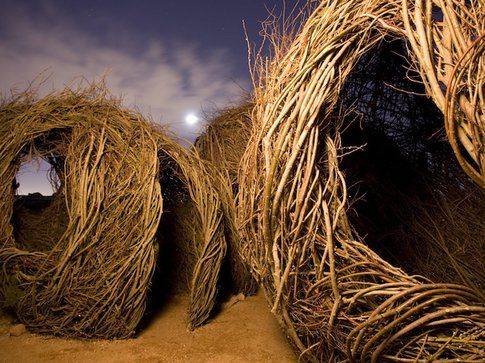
xmin=0 ymin=292 xmax=296 ymax=363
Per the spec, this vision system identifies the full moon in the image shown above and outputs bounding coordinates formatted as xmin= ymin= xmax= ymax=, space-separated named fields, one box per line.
xmin=185 ymin=113 xmax=199 ymax=125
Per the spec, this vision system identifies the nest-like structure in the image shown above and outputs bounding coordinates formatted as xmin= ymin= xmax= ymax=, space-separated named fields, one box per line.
xmin=0 ymin=85 xmax=233 ymax=337
xmin=0 ymin=86 xmax=163 ymax=338
xmin=237 ymin=1 xmax=484 ymax=361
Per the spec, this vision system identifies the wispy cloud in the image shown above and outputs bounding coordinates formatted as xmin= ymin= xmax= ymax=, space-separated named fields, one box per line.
xmin=1 ymin=1 xmax=249 ymax=195
xmin=0 ymin=1 xmax=249 ymax=140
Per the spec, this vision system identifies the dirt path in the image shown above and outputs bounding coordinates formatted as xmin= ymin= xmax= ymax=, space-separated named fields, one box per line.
xmin=0 ymin=292 xmax=295 ymax=363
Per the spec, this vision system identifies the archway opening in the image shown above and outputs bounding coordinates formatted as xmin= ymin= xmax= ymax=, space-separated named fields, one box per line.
xmin=11 ymin=148 xmax=67 ymax=254
xmin=338 ymin=38 xmax=484 ymax=291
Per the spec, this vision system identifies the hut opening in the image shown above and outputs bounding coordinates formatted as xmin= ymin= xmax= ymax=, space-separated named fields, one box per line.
xmin=11 ymin=157 xmax=68 ymax=255
xmin=147 ymin=139 xmax=255 ymax=328
xmin=338 ymin=38 xmax=484 ymax=294
xmin=141 ymin=154 xmax=235 ymax=326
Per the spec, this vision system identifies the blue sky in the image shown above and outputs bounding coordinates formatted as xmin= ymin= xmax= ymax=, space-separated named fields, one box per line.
xmin=1 ymin=0 xmax=306 ymax=195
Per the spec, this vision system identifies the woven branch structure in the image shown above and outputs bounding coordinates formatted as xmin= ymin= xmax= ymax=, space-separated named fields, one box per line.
xmin=0 ymin=85 xmax=232 ymax=337
xmin=196 ymin=105 xmax=253 ymax=187
xmin=154 ymin=134 xmax=231 ymax=329
xmin=0 ymin=1 xmax=483 ymax=359
xmin=237 ymin=1 xmax=484 ymax=361
xmin=195 ymin=105 xmax=258 ymax=295
xmin=0 ymin=86 xmax=162 ymax=338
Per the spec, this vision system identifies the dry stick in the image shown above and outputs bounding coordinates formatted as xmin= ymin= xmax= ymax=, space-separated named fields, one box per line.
xmin=372 ymin=306 xmax=485 ymax=362
xmin=444 ymin=34 xmax=485 ymax=187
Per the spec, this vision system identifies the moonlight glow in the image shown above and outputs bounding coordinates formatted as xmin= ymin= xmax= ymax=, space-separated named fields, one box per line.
xmin=185 ymin=113 xmax=199 ymax=125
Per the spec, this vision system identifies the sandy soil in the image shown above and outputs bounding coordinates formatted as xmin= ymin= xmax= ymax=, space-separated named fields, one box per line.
xmin=0 ymin=292 xmax=296 ymax=363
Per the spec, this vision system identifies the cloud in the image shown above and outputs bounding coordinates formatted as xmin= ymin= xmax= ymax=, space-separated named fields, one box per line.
xmin=0 ymin=1 xmax=249 ymax=141
xmin=1 ymin=1 xmax=250 ymax=195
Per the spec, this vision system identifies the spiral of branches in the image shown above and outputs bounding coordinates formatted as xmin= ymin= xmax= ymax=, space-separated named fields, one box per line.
xmin=237 ymin=1 xmax=484 ymax=361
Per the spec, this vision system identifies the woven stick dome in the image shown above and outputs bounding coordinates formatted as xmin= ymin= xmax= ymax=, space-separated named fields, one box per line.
xmin=0 ymin=85 xmax=232 ymax=337
xmin=237 ymin=1 xmax=484 ymax=361
xmin=0 ymin=85 xmax=163 ymax=338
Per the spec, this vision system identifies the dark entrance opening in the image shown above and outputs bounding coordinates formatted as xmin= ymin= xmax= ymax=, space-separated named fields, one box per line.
xmin=338 ymin=39 xmax=484 ymax=291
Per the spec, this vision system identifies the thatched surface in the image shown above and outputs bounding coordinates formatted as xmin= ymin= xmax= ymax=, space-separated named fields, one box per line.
xmin=196 ymin=104 xmax=253 ymax=186
xmin=237 ymin=1 xmax=484 ymax=361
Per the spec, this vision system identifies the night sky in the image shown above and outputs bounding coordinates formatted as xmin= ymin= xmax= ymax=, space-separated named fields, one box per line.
xmin=1 ymin=0 xmax=305 ymax=194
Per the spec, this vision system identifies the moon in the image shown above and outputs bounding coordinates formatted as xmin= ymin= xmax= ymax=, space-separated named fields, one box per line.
xmin=185 ymin=113 xmax=199 ymax=125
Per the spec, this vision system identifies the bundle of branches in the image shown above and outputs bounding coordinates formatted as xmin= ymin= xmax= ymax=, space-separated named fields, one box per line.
xmin=0 ymin=85 xmax=163 ymax=338
xmin=237 ymin=1 xmax=484 ymax=361
xmin=194 ymin=104 xmax=257 ymax=296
